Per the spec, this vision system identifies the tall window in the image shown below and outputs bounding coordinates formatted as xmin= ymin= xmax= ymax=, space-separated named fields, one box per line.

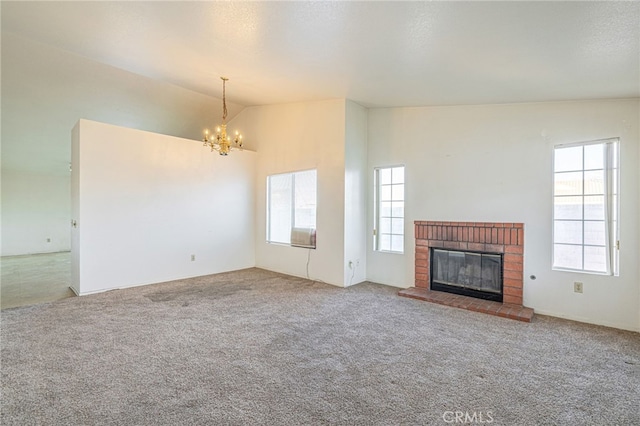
xmin=267 ymin=169 xmax=317 ymax=248
xmin=553 ymin=139 xmax=619 ymax=274
xmin=374 ymin=166 xmax=405 ymax=253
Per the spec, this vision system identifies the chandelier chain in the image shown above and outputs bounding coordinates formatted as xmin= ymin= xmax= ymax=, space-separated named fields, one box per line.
xmin=222 ymin=77 xmax=228 ymax=122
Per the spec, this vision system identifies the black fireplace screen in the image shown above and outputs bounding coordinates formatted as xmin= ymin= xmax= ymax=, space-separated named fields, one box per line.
xmin=431 ymin=249 xmax=502 ymax=298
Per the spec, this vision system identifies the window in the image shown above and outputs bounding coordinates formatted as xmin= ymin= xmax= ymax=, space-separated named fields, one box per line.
xmin=553 ymin=139 xmax=619 ymax=274
xmin=374 ymin=166 xmax=405 ymax=253
xmin=267 ymin=169 xmax=317 ymax=248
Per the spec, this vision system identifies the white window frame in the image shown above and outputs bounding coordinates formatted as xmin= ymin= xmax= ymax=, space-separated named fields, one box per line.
xmin=373 ymin=165 xmax=405 ymax=254
xmin=552 ymin=138 xmax=619 ymax=275
xmin=266 ymin=169 xmax=317 ymax=248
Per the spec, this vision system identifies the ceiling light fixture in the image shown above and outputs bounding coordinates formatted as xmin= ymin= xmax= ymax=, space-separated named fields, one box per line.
xmin=203 ymin=77 xmax=243 ymax=155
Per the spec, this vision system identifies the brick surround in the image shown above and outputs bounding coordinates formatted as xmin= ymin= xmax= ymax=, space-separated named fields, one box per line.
xmin=414 ymin=221 xmax=524 ymax=306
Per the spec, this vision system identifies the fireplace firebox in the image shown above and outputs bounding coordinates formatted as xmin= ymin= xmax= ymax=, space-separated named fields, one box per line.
xmin=430 ymin=248 xmax=503 ymax=302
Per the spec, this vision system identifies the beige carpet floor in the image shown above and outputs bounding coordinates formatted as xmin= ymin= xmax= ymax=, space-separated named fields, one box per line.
xmin=1 ymin=268 xmax=639 ymax=425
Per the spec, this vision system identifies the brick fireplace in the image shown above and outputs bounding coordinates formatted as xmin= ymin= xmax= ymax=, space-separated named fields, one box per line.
xmin=399 ymin=221 xmax=534 ymax=322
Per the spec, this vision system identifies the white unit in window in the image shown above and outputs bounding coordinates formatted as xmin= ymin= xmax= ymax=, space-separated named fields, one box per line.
xmin=290 ymin=227 xmax=317 ymax=249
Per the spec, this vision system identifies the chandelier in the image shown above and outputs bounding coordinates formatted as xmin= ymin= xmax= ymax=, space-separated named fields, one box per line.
xmin=203 ymin=77 xmax=243 ymax=155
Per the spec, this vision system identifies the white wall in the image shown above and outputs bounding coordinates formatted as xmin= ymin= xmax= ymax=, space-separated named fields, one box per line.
xmin=71 ymin=125 xmax=80 ymax=294
xmin=71 ymin=120 xmax=255 ymax=295
xmin=231 ymin=99 xmax=347 ymax=286
xmin=367 ymin=99 xmax=640 ymax=331
xmin=1 ymin=33 xmax=242 ymax=256
xmin=344 ymin=100 xmax=368 ymax=286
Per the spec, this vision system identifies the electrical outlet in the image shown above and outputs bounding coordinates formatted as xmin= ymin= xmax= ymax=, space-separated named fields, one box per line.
xmin=574 ymin=282 xmax=583 ymax=293
xmin=191 ymin=254 xmax=196 ymax=262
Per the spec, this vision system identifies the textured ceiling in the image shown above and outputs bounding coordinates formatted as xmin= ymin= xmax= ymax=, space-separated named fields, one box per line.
xmin=2 ymin=1 xmax=639 ymax=107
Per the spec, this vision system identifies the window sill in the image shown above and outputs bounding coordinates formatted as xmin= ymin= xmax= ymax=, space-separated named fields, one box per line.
xmin=552 ymin=267 xmax=613 ymax=276
xmin=374 ymin=249 xmax=404 ymax=255
xmin=267 ymin=241 xmax=316 ymax=250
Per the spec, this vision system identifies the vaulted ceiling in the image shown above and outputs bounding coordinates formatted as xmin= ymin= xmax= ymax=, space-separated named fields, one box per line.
xmin=3 ymin=1 xmax=639 ymax=108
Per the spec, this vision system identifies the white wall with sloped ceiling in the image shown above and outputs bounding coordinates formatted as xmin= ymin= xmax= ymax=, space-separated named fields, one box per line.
xmin=230 ymin=99 xmax=348 ymax=287
xmin=71 ymin=119 xmax=256 ymax=295
xmin=1 ymin=33 xmax=242 ymax=256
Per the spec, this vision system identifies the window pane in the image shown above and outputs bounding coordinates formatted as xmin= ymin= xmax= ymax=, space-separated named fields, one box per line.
xmin=554 ymin=244 xmax=582 ymax=269
xmin=391 ymin=201 xmax=404 ymax=218
xmin=379 ymin=234 xmax=391 ymax=251
xmin=391 ymin=235 xmax=404 ymax=252
xmin=268 ymin=174 xmax=292 ymax=244
xmin=380 ymin=168 xmax=392 ymax=185
xmin=584 ymin=221 xmax=606 ymax=246
xmin=554 ymin=196 xmax=582 ymax=220
xmin=380 ymin=218 xmax=391 ymax=233
xmin=584 ymin=196 xmax=604 ymax=220
xmin=555 ymin=146 xmax=582 ymax=172
xmin=584 ymin=246 xmax=607 ymax=272
xmin=392 ymin=167 xmax=405 ymax=184
xmin=391 ymin=184 xmax=404 ymax=201
xmin=554 ymin=221 xmax=582 ymax=244
xmin=295 ymin=209 xmax=315 ymax=228
xmin=294 ymin=170 xmax=317 ymax=229
xmin=380 ymin=201 xmax=391 ymax=217
xmin=391 ymin=218 xmax=404 ymax=234
xmin=584 ymin=170 xmax=604 ymax=195
xmin=584 ymin=144 xmax=604 ymax=170
xmin=555 ymin=172 xmax=583 ymax=196
xmin=380 ymin=185 xmax=392 ymax=201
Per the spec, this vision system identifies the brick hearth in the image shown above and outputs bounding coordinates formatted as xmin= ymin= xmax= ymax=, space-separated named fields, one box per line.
xmin=398 ymin=221 xmax=534 ymax=322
